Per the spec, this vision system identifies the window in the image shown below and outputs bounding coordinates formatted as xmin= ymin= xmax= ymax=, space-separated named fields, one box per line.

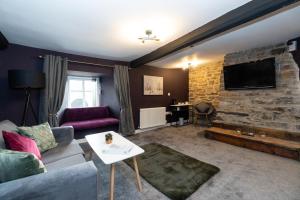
xmin=65 ymin=76 xmax=100 ymax=108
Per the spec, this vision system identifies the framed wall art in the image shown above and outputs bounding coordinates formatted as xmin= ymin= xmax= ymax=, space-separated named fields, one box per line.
xmin=143 ymin=75 xmax=163 ymax=95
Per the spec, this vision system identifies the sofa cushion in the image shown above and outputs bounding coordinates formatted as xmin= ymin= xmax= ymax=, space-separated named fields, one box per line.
xmin=42 ymin=140 xmax=84 ymax=164
xmin=61 ymin=118 xmax=119 ymax=131
xmin=45 ymin=154 xmax=86 ymax=171
xmin=3 ymin=131 xmax=42 ymax=160
xmin=0 ymin=120 xmax=17 ymax=149
xmin=61 ymin=106 xmax=111 ymax=123
xmin=0 ymin=149 xmax=46 ymax=183
xmin=18 ymin=122 xmax=58 ymax=153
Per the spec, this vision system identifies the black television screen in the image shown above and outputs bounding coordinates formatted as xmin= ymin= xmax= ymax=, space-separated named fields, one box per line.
xmin=224 ymin=58 xmax=276 ymax=90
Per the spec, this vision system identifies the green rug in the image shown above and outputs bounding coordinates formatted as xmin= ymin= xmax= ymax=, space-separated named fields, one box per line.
xmin=125 ymin=143 xmax=220 ymax=200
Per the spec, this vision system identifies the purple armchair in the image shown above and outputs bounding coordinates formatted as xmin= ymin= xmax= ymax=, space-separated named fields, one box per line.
xmin=60 ymin=106 xmax=119 ymax=139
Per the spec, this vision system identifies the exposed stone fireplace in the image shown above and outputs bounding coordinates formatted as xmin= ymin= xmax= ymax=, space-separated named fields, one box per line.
xmin=189 ymin=43 xmax=300 ymax=132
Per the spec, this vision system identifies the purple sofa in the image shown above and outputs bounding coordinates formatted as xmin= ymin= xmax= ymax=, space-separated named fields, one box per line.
xmin=60 ymin=106 xmax=119 ymax=139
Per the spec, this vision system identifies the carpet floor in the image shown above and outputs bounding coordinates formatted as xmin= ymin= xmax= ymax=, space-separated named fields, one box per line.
xmin=84 ymin=125 xmax=300 ymax=200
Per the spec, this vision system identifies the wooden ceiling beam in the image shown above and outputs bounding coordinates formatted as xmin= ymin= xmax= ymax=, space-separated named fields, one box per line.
xmin=130 ymin=0 xmax=300 ymax=68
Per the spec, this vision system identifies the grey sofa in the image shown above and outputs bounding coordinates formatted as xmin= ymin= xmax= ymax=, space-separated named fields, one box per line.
xmin=0 ymin=120 xmax=99 ymax=200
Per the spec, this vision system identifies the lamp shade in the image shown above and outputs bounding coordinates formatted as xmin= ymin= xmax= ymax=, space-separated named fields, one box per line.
xmin=8 ymin=70 xmax=45 ymax=89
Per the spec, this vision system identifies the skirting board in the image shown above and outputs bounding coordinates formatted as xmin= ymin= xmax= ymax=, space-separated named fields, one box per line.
xmin=135 ymin=123 xmax=171 ymax=134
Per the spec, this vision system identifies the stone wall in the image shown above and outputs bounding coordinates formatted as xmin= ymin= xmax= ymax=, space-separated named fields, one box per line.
xmin=189 ymin=44 xmax=300 ymax=132
xmin=218 ymin=44 xmax=300 ymax=132
xmin=189 ymin=61 xmax=223 ymax=106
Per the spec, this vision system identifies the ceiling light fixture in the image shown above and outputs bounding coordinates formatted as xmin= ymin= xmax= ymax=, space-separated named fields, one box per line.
xmin=182 ymin=63 xmax=192 ymax=70
xmin=138 ymin=30 xmax=160 ymax=44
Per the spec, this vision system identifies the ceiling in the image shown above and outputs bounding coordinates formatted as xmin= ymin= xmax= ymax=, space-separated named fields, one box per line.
xmin=0 ymin=0 xmax=251 ymax=61
xmin=150 ymin=4 xmax=300 ymax=68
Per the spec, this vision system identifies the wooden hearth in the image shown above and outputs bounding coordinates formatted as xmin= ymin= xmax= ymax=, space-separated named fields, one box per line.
xmin=205 ymin=122 xmax=300 ymax=161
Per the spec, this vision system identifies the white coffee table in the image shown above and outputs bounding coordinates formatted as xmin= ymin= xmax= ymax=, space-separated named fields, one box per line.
xmin=85 ymin=131 xmax=144 ymax=200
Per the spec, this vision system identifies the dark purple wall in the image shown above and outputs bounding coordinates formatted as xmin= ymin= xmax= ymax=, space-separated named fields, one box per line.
xmin=0 ymin=44 xmax=189 ymax=128
xmin=0 ymin=44 xmax=44 ymax=125
xmin=129 ymin=65 xmax=189 ymax=128
xmin=0 ymin=44 xmax=126 ymax=125
xmin=101 ymin=76 xmax=120 ymax=118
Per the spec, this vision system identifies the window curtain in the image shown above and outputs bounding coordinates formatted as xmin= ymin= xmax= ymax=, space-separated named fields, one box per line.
xmin=114 ymin=65 xmax=135 ymax=135
xmin=96 ymin=77 xmax=101 ymax=106
xmin=39 ymin=55 xmax=68 ymax=127
xmin=57 ymin=77 xmax=70 ymax=119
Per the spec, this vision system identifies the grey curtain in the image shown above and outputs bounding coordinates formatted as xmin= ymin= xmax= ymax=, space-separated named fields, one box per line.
xmin=114 ymin=65 xmax=135 ymax=135
xmin=39 ymin=55 xmax=68 ymax=127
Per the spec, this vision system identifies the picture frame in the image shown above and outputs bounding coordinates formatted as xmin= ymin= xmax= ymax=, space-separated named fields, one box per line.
xmin=143 ymin=75 xmax=163 ymax=95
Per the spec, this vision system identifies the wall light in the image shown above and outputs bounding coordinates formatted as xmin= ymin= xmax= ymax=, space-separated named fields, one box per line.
xmin=182 ymin=63 xmax=191 ymax=70
xmin=183 ymin=62 xmax=200 ymax=70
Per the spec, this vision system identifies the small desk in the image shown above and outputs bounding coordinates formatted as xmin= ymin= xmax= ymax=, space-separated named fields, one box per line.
xmin=169 ymin=104 xmax=192 ymax=126
xmin=86 ymin=131 xmax=144 ymax=200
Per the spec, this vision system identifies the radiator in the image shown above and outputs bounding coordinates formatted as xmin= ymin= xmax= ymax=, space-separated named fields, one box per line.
xmin=140 ymin=107 xmax=167 ymax=129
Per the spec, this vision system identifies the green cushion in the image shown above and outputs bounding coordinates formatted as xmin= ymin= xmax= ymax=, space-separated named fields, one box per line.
xmin=17 ymin=122 xmax=58 ymax=153
xmin=0 ymin=149 xmax=46 ymax=183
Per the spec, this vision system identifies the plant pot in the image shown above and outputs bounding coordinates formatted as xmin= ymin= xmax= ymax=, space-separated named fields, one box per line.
xmin=105 ymin=139 xmax=112 ymax=144
xmin=105 ymin=133 xmax=113 ymax=144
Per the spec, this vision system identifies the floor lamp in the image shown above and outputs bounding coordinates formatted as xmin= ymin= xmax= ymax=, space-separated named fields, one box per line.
xmin=8 ymin=70 xmax=45 ymax=126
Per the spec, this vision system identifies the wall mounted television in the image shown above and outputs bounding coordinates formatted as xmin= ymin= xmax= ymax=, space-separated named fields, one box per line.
xmin=224 ymin=57 xmax=276 ymax=90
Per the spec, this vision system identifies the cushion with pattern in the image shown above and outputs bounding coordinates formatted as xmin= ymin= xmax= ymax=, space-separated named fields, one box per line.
xmin=0 ymin=149 xmax=46 ymax=183
xmin=17 ymin=122 xmax=57 ymax=153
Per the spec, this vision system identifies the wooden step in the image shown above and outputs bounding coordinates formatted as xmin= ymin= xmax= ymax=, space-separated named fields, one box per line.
xmin=205 ymin=127 xmax=300 ymax=161
xmin=212 ymin=122 xmax=300 ymax=142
